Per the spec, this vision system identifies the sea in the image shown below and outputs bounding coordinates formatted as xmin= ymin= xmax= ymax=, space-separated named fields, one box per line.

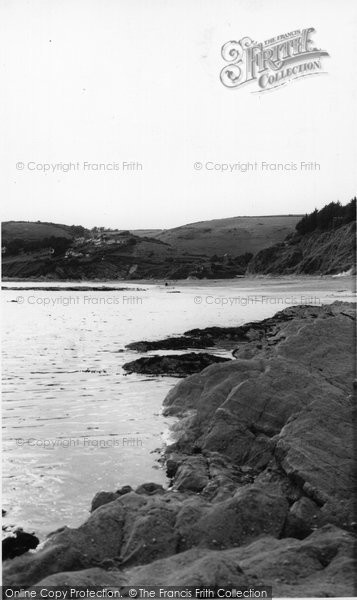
xmin=2 ymin=276 xmax=355 ymax=538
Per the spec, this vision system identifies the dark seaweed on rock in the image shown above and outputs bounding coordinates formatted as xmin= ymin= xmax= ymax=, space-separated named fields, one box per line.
xmin=126 ymin=305 xmax=324 ymax=353
xmin=125 ymin=336 xmax=216 ymax=352
xmin=122 ymin=353 xmax=230 ymax=377
xmin=2 ymin=531 xmax=39 ymax=561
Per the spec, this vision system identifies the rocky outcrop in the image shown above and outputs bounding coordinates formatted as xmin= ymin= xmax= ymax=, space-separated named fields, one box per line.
xmin=3 ymin=501 xmax=355 ymax=596
xmin=125 ymin=308 xmax=306 ymax=353
xmin=14 ymin=525 xmax=354 ymax=597
xmin=126 ymin=336 xmax=216 ymax=352
xmin=163 ymin=304 xmax=355 ymax=514
xmin=3 ymin=302 xmax=355 ymax=596
xmin=123 ymin=353 xmax=230 ymax=377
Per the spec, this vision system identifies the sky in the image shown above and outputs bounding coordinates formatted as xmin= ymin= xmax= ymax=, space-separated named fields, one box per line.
xmin=1 ymin=0 xmax=357 ymax=229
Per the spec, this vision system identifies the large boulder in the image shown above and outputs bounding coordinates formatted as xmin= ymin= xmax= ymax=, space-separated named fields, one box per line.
xmin=173 ymin=455 xmax=209 ymax=492
xmin=175 ymin=484 xmax=288 ymax=551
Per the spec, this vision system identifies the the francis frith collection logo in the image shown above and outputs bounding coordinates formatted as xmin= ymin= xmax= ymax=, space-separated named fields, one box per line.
xmin=220 ymin=28 xmax=329 ymax=92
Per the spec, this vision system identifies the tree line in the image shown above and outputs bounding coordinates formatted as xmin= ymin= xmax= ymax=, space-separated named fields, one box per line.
xmin=296 ymin=197 xmax=356 ymax=235
xmin=4 ymin=236 xmax=72 ymax=256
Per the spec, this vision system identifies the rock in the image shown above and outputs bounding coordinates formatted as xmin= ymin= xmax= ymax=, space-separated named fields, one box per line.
xmin=284 ymin=497 xmax=321 ymax=539
xmin=165 ymin=454 xmax=182 ymax=478
xmin=31 ymin=547 xmax=249 ymax=588
xmin=116 ymin=485 xmax=133 ymax=496
xmin=179 ymin=484 xmax=288 ymax=550
xmin=3 ymin=495 xmax=137 ymax=585
xmin=3 ymin=544 xmax=85 ymax=586
xmin=2 ymin=531 xmax=39 ymax=561
xmin=123 ymin=353 xmax=230 ymax=377
xmin=135 ymin=483 xmax=165 ymax=496
xmin=130 ymin=524 xmax=354 ymax=594
xmin=125 ymin=545 xmax=250 ymax=587
xmin=203 ymin=454 xmax=256 ymax=502
xmin=125 ymin=308 xmax=299 ymax=354
xmin=126 ymin=336 xmax=215 ymax=352
xmin=3 ymin=482 xmax=286 ymax=585
xmin=173 ymin=456 xmax=209 ymax=492
xmin=118 ymin=502 xmax=179 ymax=567
xmin=115 ymin=491 xmax=148 ymax=509
xmin=91 ymin=491 xmax=119 ymax=512
xmin=163 ymin=304 xmax=355 ymax=524
xmin=3 ymin=303 xmax=354 ymax=592
xmin=237 ymin=524 xmax=355 ymax=597
xmin=275 ymin=306 xmax=355 ymax=391
xmin=198 ymin=358 xmax=344 ymax=466
xmin=28 ymin=567 xmax=128 ymax=587
xmin=33 ymin=526 xmax=355 ymax=597
xmin=274 ymin=391 xmax=355 ymax=522
xmin=125 ymin=305 xmax=322 ymax=355
xmin=163 ymin=358 xmax=265 ymax=419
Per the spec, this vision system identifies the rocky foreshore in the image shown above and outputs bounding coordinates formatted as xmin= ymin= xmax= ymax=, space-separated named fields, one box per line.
xmin=123 ymin=353 xmax=230 ymax=377
xmin=3 ymin=302 xmax=356 ymax=597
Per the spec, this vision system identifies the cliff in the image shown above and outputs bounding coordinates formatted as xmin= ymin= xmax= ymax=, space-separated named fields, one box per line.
xmin=247 ymin=222 xmax=356 ymax=275
xmin=3 ymin=302 xmax=356 ymax=596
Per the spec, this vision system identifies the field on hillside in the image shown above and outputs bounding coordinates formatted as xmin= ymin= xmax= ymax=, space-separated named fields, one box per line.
xmin=2 ymin=221 xmax=75 ymax=242
xmin=141 ymin=215 xmax=303 ymax=256
xmin=130 ymin=229 xmax=163 ymax=237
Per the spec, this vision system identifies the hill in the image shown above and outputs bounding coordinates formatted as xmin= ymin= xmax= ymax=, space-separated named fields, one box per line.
xmin=1 ymin=215 xmax=302 ymax=280
xmin=141 ymin=215 xmax=302 ymax=256
xmin=1 ymin=221 xmax=87 ymax=243
xmin=247 ymin=199 xmax=356 ymax=275
xmin=130 ymin=229 xmax=163 ymax=237
xmin=1 ymin=229 xmax=172 ymax=280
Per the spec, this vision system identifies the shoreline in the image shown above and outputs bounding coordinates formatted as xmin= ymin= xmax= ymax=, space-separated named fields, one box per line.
xmin=1 ymin=285 xmax=148 ymax=292
xmin=1 ymin=274 xmax=356 ymax=296
xmin=1 ymin=272 xmax=354 ymax=285
xmin=3 ymin=301 xmax=355 ymax=596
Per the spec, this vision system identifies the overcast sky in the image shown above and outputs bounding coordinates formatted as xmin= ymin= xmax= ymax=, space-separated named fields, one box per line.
xmin=1 ymin=0 xmax=356 ymax=229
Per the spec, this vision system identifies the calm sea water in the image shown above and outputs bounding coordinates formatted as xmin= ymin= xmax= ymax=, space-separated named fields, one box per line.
xmin=2 ymin=277 xmax=355 ymax=537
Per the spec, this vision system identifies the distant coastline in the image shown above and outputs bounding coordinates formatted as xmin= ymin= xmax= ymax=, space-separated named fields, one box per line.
xmin=2 ymin=201 xmax=355 ymax=281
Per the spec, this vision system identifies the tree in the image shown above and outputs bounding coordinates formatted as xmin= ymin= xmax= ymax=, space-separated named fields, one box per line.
xmin=295 ymin=198 xmax=356 ymax=234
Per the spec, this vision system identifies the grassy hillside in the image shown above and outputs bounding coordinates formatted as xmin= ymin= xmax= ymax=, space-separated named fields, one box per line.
xmin=1 ymin=235 xmax=252 ymax=280
xmin=130 ymin=229 xmax=163 ymax=237
xmin=150 ymin=215 xmax=302 ymax=256
xmin=1 ymin=221 xmax=83 ymax=243
xmin=1 ymin=215 xmax=302 ymax=280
